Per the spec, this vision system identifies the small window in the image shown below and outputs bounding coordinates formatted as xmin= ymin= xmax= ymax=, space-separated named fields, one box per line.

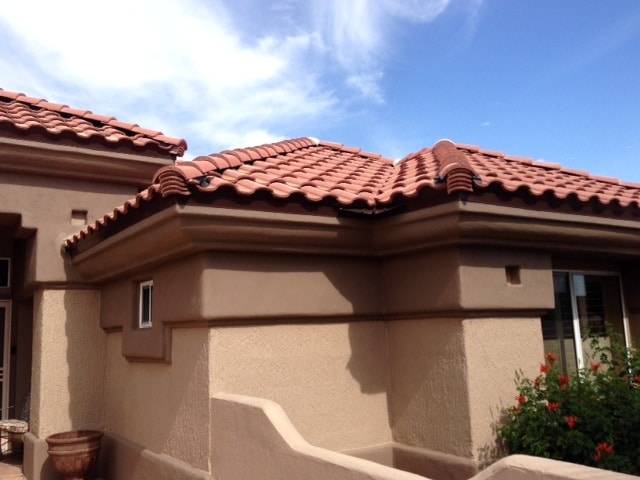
xmin=138 ymin=280 xmax=153 ymax=328
xmin=0 ymin=259 xmax=10 ymax=288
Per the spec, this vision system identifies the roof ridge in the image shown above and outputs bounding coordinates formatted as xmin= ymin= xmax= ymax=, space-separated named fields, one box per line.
xmin=457 ymin=143 xmax=625 ymax=187
xmin=317 ymin=139 xmax=394 ymax=164
xmin=0 ymin=87 xmax=187 ymax=155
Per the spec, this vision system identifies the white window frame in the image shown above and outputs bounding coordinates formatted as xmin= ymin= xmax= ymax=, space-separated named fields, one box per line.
xmin=559 ymin=270 xmax=630 ymax=370
xmin=138 ymin=280 xmax=153 ymax=329
xmin=0 ymin=258 xmax=10 ymax=288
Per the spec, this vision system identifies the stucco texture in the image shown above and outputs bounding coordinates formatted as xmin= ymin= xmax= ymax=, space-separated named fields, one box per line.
xmin=30 ymin=289 xmax=105 ymax=438
xmin=209 ymin=322 xmax=393 ymax=452
xmin=0 ymin=172 xmax=136 ymax=284
xmin=104 ymin=329 xmax=210 ymax=471
xmin=387 ymin=317 xmax=543 ymax=463
xmin=388 ymin=318 xmax=472 ymax=457
xmin=463 ymin=317 xmax=543 ymax=463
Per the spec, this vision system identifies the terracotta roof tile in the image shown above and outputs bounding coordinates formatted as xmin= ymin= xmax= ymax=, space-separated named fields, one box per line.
xmin=0 ymin=88 xmax=186 ymax=156
xmin=65 ymin=138 xmax=640 ymax=250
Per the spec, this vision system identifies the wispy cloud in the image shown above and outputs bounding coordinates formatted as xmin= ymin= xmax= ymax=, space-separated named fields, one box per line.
xmin=310 ymin=0 xmax=479 ymax=101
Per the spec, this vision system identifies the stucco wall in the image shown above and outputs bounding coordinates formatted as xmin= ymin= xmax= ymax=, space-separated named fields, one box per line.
xmin=462 ymin=317 xmax=543 ymax=463
xmin=387 ymin=318 xmax=472 ymax=457
xmin=387 ymin=317 xmax=543 ymax=464
xmin=104 ymin=328 xmax=210 ymax=471
xmin=0 ymin=172 xmax=138 ymax=284
xmin=209 ymin=322 xmax=393 ymax=452
xmin=30 ymin=289 xmax=105 ymax=437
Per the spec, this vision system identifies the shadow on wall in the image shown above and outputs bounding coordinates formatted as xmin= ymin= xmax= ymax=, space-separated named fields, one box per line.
xmin=345 ymin=321 xmax=389 ymax=395
xmin=63 ymin=289 xmax=105 ymax=432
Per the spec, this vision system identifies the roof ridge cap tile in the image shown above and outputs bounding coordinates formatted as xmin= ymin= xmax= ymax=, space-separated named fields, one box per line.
xmin=432 ymin=139 xmax=478 ymax=194
xmin=533 ymin=160 xmax=562 ymax=170
xmin=588 ymin=173 xmax=619 ymax=185
xmin=315 ymin=139 xmax=394 ymax=164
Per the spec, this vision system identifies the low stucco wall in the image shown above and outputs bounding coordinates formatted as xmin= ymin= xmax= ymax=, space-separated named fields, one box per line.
xmin=104 ymin=329 xmax=210 ymax=471
xmin=212 ymin=394 xmax=639 ymax=480
xmin=209 ymin=321 xmax=393 ymax=452
xmin=211 ymin=393 xmax=429 ymax=480
xmin=97 ymin=432 xmax=213 ymax=480
xmin=471 ymin=454 xmax=639 ymax=480
xmin=345 ymin=442 xmax=478 ymax=480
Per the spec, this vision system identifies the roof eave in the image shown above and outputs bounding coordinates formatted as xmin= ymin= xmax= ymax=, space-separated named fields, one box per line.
xmin=0 ymin=135 xmax=174 ymax=186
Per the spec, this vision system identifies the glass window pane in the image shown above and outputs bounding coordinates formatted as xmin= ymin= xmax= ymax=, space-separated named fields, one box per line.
xmin=0 ymin=259 xmax=9 ymax=288
xmin=580 ymin=275 xmax=625 ymax=363
xmin=542 ymin=273 xmax=577 ymax=374
xmin=139 ymin=282 xmax=153 ymax=328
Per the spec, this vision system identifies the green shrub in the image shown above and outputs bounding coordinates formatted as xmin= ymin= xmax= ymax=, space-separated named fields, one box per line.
xmin=499 ymin=334 xmax=640 ymax=475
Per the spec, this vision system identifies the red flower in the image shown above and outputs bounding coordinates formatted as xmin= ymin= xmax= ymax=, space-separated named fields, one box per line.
xmin=596 ymin=442 xmax=614 ymax=454
xmin=545 ymin=353 xmax=557 ymax=364
xmin=590 ymin=362 xmax=601 ymax=373
xmin=634 ymin=375 xmax=640 ymax=384
xmin=516 ymin=395 xmax=527 ymax=405
xmin=564 ymin=415 xmax=578 ymax=429
xmin=540 ymin=363 xmax=552 ymax=374
xmin=558 ymin=375 xmax=570 ymax=390
xmin=547 ymin=402 xmax=560 ymax=412
xmin=594 ymin=442 xmax=614 ymax=461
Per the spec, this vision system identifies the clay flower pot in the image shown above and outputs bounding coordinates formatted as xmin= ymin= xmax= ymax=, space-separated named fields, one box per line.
xmin=45 ymin=430 xmax=103 ymax=480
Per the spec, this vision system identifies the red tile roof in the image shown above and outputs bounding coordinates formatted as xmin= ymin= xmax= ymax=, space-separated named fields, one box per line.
xmin=0 ymin=88 xmax=186 ymax=156
xmin=154 ymin=138 xmax=395 ymax=206
xmin=65 ymin=138 xmax=640 ymax=249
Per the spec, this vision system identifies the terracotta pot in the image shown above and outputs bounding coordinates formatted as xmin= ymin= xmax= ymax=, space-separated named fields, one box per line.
xmin=45 ymin=430 xmax=103 ymax=480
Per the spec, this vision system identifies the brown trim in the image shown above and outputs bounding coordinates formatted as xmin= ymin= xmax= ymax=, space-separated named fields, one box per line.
xmin=161 ymin=309 xmax=548 ymax=328
xmin=70 ymin=199 xmax=640 ymax=283
xmin=0 ymin=136 xmax=173 ymax=187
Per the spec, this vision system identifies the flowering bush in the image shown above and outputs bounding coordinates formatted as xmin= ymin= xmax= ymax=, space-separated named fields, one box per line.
xmin=499 ymin=335 xmax=640 ymax=475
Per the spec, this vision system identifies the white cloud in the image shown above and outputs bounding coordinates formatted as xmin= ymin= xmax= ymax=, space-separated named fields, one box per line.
xmin=346 ymin=73 xmax=385 ymax=104
xmin=311 ymin=0 xmax=474 ymax=102
xmin=0 ymin=0 xmax=334 ymax=153
xmin=0 ymin=0 xmax=481 ymax=154
xmin=382 ymin=0 xmax=451 ymax=23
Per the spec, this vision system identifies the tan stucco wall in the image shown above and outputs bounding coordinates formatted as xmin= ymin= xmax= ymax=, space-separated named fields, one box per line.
xmin=209 ymin=322 xmax=393 ymax=452
xmin=463 ymin=317 xmax=543 ymax=463
xmin=382 ymin=247 xmax=553 ymax=316
xmin=387 ymin=317 xmax=543 ymax=463
xmin=388 ymin=318 xmax=472 ymax=457
xmin=0 ymin=172 xmax=140 ymax=285
xmin=211 ymin=393 xmax=426 ymax=480
xmin=201 ymin=252 xmax=381 ymax=320
xmin=458 ymin=248 xmax=553 ymax=310
xmin=30 ymin=288 xmax=105 ymax=437
xmin=104 ymin=328 xmax=210 ymax=471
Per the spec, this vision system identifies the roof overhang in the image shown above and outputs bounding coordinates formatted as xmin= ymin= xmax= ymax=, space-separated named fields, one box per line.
xmin=68 ymin=197 xmax=640 ymax=283
xmin=0 ymin=135 xmax=173 ymax=186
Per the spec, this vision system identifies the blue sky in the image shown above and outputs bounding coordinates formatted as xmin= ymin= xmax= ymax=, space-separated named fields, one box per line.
xmin=1 ymin=1 xmax=639 ymax=181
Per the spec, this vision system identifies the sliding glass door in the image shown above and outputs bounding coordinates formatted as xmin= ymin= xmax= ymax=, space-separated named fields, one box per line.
xmin=541 ymin=272 xmax=628 ymax=374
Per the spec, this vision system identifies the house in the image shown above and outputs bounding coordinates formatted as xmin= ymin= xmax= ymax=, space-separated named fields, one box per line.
xmin=2 ymin=87 xmax=640 ymax=480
